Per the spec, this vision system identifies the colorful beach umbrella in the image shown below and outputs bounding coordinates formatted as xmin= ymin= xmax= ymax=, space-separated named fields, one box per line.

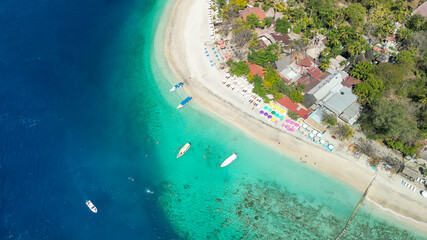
xmin=271 ymin=111 xmax=276 ymax=115
xmin=264 ymin=112 xmax=268 ymax=116
xmin=279 ymin=116 xmax=284 ymax=120
xmin=271 ymin=118 xmax=275 ymax=121
xmin=289 ymin=128 xmax=295 ymax=132
xmin=264 ymin=106 xmax=268 ymax=110
xmin=269 ymin=102 xmax=273 ymax=106
xmin=260 ymin=110 xmax=264 ymax=114
xmin=268 ymin=115 xmax=272 ymax=119
xmin=275 ymin=114 xmax=280 ymax=117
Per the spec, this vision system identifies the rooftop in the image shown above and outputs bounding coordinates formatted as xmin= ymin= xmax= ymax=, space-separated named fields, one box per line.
xmin=277 ymin=95 xmax=311 ymax=119
xmin=246 ymin=62 xmax=264 ymax=77
xmin=241 ymin=7 xmax=266 ymax=21
xmin=307 ymin=67 xmax=322 ymax=80
xmin=308 ymin=71 xmax=343 ymax=101
xmin=340 ymin=101 xmax=361 ymax=125
xmin=413 ymin=1 xmax=427 ymax=17
xmin=275 ymin=55 xmax=292 ymax=72
xmin=323 ymin=86 xmax=358 ymax=115
xmin=299 ymin=57 xmax=314 ymax=67
xmin=271 ymin=32 xmax=292 ymax=46
xmin=341 ymin=76 xmax=361 ymax=88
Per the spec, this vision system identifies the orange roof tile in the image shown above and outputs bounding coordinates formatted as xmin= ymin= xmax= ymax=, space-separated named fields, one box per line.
xmin=241 ymin=7 xmax=266 ymax=21
xmin=277 ymin=95 xmax=311 ymax=119
xmin=246 ymin=62 xmax=264 ymax=77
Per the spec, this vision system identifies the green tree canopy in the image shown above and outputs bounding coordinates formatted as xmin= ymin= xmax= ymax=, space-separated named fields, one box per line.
xmin=246 ymin=13 xmax=259 ymax=29
xmin=262 ymin=65 xmax=281 ymax=90
xmin=320 ymin=58 xmax=330 ymax=70
xmin=374 ymin=63 xmax=406 ymax=90
xmin=248 ymin=49 xmax=279 ymax=67
xmin=287 ymin=111 xmax=299 ymax=120
xmin=226 ymin=60 xmax=250 ymax=76
xmin=360 ymin=99 xmax=419 ymax=145
xmin=407 ymin=14 xmax=427 ymax=32
xmin=349 ymin=62 xmax=374 ymax=81
xmin=322 ymin=113 xmax=337 ymax=127
xmin=345 ymin=3 xmax=366 ymax=27
xmin=353 ymin=75 xmax=384 ymax=104
xmin=332 ymin=123 xmax=354 ymax=140
xmin=230 ymin=0 xmax=247 ymax=9
xmin=261 ymin=17 xmax=273 ymax=28
xmin=289 ymin=90 xmax=304 ymax=102
xmin=275 ymin=18 xmax=291 ymax=33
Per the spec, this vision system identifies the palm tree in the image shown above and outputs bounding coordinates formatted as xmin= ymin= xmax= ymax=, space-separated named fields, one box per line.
xmin=347 ymin=40 xmax=363 ymax=57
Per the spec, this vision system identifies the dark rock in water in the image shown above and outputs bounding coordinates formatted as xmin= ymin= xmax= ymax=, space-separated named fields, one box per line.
xmin=184 ymin=185 xmax=189 ymax=189
xmin=216 ymin=198 xmax=222 ymax=202
xmin=178 ymin=199 xmax=182 ymax=202
xmin=248 ymin=201 xmax=254 ymax=207
xmin=254 ymin=216 xmax=259 ymax=220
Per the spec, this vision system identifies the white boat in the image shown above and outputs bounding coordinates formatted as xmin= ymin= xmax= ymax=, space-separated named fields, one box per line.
xmin=169 ymin=82 xmax=183 ymax=92
xmin=220 ymin=153 xmax=237 ymax=167
xmin=86 ymin=200 xmax=97 ymax=213
xmin=177 ymin=96 xmax=192 ymax=109
xmin=177 ymin=143 xmax=191 ymax=158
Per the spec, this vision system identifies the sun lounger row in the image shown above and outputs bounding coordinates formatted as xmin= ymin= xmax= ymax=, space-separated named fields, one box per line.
xmin=416 ymin=177 xmax=426 ymax=185
xmin=401 ymin=180 xmax=417 ymax=192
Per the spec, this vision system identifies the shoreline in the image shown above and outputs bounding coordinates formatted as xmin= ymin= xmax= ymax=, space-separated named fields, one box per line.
xmin=159 ymin=0 xmax=427 ymax=234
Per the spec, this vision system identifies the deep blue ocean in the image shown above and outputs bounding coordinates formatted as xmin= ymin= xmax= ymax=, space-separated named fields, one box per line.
xmin=0 ymin=0 xmax=177 ymax=239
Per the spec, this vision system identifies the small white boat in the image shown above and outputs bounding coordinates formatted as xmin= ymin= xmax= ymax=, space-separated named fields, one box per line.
xmin=86 ymin=200 xmax=97 ymax=213
xmin=220 ymin=153 xmax=237 ymax=167
xmin=177 ymin=96 xmax=192 ymax=109
xmin=169 ymin=82 xmax=183 ymax=92
xmin=177 ymin=143 xmax=191 ymax=158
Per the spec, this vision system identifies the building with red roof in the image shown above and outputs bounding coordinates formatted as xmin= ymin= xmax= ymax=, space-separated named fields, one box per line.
xmin=299 ymin=57 xmax=314 ymax=68
xmin=307 ymin=67 xmax=322 ymax=80
xmin=342 ymin=76 xmax=361 ymax=88
xmin=241 ymin=7 xmax=266 ymax=21
xmin=246 ymin=62 xmax=264 ymax=77
xmin=277 ymin=95 xmax=311 ymax=119
xmin=373 ymin=46 xmax=382 ymax=53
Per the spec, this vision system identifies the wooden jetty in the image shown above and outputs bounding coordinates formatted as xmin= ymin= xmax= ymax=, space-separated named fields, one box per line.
xmin=335 ymin=175 xmax=376 ymax=240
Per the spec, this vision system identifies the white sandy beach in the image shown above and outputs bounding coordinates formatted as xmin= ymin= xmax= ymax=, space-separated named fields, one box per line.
xmin=161 ymin=0 xmax=427 ymax=232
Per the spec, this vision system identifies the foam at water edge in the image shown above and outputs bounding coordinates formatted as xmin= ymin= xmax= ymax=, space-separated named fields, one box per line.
xmin=365 ymin=197 xmax=427 ymax=227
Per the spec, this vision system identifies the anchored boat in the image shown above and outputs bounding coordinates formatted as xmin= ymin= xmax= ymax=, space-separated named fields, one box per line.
xmin=177 ymin=143 xmax=191 ymax=158
xmin=85 ymin=200 xmax=97 ymax=213
xmin=169 ymin=82 xmax=183 ymax=92
xmin=220 ymin=153 xmax=237 ymax=167
xmin=177 ymin=96 xmax=192 ymax=109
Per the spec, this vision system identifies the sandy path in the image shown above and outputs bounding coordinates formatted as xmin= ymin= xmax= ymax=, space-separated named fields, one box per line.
xmin=162 ymin=0 xmax=427 ymax=232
